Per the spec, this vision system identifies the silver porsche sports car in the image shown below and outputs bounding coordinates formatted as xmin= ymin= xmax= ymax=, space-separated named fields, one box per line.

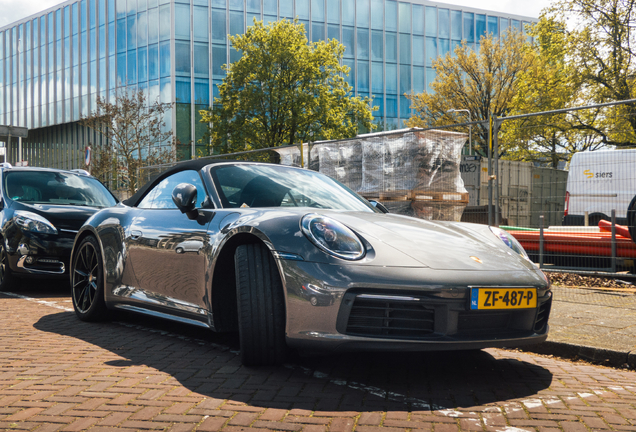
xmin=70 ymin=159 xmax=551 ymax=366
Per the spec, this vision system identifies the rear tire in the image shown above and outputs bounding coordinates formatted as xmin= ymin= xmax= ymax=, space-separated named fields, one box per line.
xmin=71 ymin=236 xmax=108 ymax=321
xmin=234 ymin=243 xmax=287 ymax=366
xmin=0 ymin=240 xmax=15 ymax=292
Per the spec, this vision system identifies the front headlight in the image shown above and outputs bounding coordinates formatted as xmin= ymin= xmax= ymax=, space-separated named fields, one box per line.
xmin=301 ymin=214 xmax=365 ymax=260
xmin=490 ymin=226 xmax=528 ymax=259
xmin=15 ymin=211 xmax=58 ymax=235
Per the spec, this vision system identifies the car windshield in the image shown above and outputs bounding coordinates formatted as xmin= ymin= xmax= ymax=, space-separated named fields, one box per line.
xmin=210 ymin=164 xmax=375 ymax=212
xmin=4 ymin=170 xmax=118 ymax=208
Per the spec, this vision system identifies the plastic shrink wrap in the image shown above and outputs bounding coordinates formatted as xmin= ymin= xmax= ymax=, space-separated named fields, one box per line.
xmin=275 ymin=128 xmax=468 ymax=221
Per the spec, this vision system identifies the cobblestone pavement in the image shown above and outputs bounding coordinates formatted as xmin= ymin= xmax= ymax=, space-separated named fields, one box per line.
xmin=1 ymin=282 xmax=636 ymax=431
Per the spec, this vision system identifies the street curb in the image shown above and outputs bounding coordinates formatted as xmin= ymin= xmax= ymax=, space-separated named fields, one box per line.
xmin=519 ymin=341 xmax=636 ymax=370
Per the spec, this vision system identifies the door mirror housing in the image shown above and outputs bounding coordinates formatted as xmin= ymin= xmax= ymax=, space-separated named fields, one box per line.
xmin=172 ymin=183 xmax=199 ymax=220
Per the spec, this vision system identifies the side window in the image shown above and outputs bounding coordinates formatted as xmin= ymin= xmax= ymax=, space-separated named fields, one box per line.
xmin=138 ymin=170 xmax=208 ymax=209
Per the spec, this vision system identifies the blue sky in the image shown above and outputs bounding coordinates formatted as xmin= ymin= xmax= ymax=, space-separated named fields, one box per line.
xmin=0 ymin=0 xmax=551 ymax=29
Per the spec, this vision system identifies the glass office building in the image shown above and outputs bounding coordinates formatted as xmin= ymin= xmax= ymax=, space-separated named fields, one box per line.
xmin=0 ymin=0 xmax=534 ymax=167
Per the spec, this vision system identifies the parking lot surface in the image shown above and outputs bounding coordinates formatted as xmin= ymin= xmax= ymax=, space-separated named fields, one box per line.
xmin=1 ymin=282 xmax=636 ymax=431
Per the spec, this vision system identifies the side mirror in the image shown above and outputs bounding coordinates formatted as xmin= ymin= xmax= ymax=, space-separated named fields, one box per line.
xmin=172 ymin=183 xmax=199 ymax=220
xmin=369 ymin=200 xmax=389 ymax=214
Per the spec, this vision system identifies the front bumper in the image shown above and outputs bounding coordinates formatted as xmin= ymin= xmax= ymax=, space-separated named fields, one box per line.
xmin=279 ymin=260 xmax=551 ymax=352
xmin=6 ymin=230 xmax=76 ymax=277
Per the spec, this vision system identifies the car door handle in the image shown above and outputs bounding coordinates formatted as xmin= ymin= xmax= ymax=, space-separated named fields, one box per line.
xmin=130 ymin=230 xmax=142 ymax=240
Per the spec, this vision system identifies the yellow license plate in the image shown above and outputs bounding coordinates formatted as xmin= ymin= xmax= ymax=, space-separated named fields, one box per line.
xmin=470 ymin=288 xmax=537 ymax=310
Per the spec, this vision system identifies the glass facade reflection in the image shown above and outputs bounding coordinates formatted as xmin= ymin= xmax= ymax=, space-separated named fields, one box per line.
xmin=0 ymin=0 xmax=534 ymax=165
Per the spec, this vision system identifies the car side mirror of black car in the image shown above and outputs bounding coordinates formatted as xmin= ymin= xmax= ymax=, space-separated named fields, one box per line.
xmin=368 ymin=200 xmax=389 ymax=214
xmin=172 ymin=183 xmax=199 ymax=220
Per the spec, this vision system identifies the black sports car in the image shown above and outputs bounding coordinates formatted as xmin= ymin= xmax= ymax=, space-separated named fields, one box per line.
xmin=0 ymin=164 xmax=118 ymax=291
xmin=70 ymin=160 xmax=551 ymax=366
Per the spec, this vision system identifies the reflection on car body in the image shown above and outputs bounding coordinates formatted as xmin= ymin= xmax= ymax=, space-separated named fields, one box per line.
xmin=70 ymin=159 xmax=552 ymax=366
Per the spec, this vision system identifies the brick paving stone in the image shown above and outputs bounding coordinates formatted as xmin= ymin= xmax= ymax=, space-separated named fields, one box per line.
xmin=330 ymin=417 xmax=356 ymax=432
xmin=251 ymin=420 xmax=303 ymax=431
xmin=357 ymin=412 xmax=382 ymax=425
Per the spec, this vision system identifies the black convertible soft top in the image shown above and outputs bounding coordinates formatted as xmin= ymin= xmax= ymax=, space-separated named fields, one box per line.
xmin=123 ymin=158 xmax=241 ymax=207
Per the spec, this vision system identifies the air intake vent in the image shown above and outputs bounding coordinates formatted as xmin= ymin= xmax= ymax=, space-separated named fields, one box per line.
xmin=533 ymin=297 xmax=552 ymax=332
xmin=345 ymin=297 xmax=435 ymax=338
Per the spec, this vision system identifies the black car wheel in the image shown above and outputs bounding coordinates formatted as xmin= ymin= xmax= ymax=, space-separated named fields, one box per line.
xmin=0 ymin=240 xmax=15 ymax=292
xmin=71 ymin=236 xmax=108 ymax=321
xmin=234 ymin=243 xmax=287 ymax=366
xmin=310 ymin=296 xmax=318 ymax=306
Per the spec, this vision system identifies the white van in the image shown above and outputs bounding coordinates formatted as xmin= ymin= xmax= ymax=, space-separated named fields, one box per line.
xmin=564 ymin=149 xmax=636 ymax=226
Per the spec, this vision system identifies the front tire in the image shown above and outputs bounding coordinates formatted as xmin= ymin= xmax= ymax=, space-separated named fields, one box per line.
xmin=71 ymin=236 xmax=108 ymax=321
xmin=234 ymin=243 xmax=287 ymax=366
xmin=0 ymin=240 xmax=15 ymax=292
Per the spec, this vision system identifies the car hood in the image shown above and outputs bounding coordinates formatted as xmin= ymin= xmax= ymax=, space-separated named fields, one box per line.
xmin=13 ymin=202 xmax=102 ymax=232
xmin=326 ymin=211 xmax=536 ymax=271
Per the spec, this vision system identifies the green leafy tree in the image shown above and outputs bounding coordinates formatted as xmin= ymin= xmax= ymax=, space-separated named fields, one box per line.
xmin=545 ymin=0 xmax=636 ymax=147
xmin=81 ymin=89 xmax=175 ymax=196
xmin=405 ymin=30 xmax=534 ymax=154
xmin=503 ymin=17 xmax=606 ymax=167
xmin=200 ymin=19 xmax=375 ymax=157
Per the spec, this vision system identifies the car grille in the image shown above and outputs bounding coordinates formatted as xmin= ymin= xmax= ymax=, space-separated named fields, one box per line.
xmin=345 ymin=297 xmax=435 ymax=338
xmin=457 ymin=311 xmax=512 ymax=335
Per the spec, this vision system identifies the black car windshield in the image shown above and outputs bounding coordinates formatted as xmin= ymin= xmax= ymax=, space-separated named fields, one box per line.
xmin=210 ymin=164 xmax=375 ymax=212
xmin=4 ymin=171 xmax=118 ymax=208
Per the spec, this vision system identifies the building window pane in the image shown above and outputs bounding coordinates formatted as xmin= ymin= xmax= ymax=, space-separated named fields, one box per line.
xmin=357 ymin=60 xmax=368 ymax=92
xmin=386 ymin=63 xmax=396 ymax=93
xmin=386 ymin=95 xmax=396 ymax=117
xmin=312 ymin=0 xmax=324 ymax=22
xmin=175 ymin=4 xmax=190 ymax=40
xmin=137 ymin=45 xmax=147 ymax=81
xmin=327 ymin=24 xmax=339 ymax=40
xmin=451 ymin=10 xmax=461 ymax=39
xmin=263 ymin=0 xmax=276 ymax=15
xmin=399 ymin=64 xmax=409 ymax=93
xmin=426 ymin=66 xmax=435 ymax=90
xmin=127 ymin=49 xmax=136 ymax=83
xmin=399 ymin=33 xmax=410 ymax=64
xmin=413 ymin=65 xmax=423 ymax=93
xmin=511 ymin=19 xmax=520 ymax=32
xmin=229 ymin=0 xmax=243 ymax=11
xmin=413 ymin=35 xmax=423 ymax=66
xmin=385 ymin=32 xmax=396 ymax=63
xmin=195 ymin=79 xmax=209 ymax=105
xmin=311 ymin=22 xmax=324 ymax=42
xmin=356 ymin=0 xmax=369 ymax=28
xmin=371 ymin=0 xmax=382 ymax=30
xmin=175 ymin=41 xmax=190 ymax=73
xmin=342 ymin=0 xmax=354 ymax=26
xmin=413 ymin=5 xmax=423 ymax=35
xmin=159 ymin=39 xmax=169 ymax=77
xmin=137 ymin=11 xmax=148 ymax=46
xmin=399 ymin=94 xmax=409 ymax=117
xmin=230 ymin=11 xmax=244 ymax=36
xmin=500 ymin=18 xmax=509 ymax=34
xmin=194 ymin=42 xmax=209 ymax=76
xmin=438 ymin=8 xmax=449 ymax=38
xmin=127 ymin=0 xmax=137 ymax=16
xmin=148 ymin=43 xmax=158 ymax=79
xmin=212 ymin=44 xmax=226 ymax=78
xmin=147 ymin=8 xmax=158 ymax=44
xmin=488 ymin=16 xmax=497 ymax=36
xmin=280 ymin=0 xmax=293 ymax=18
xmin=212 ymin=0 xmax=226 ymax=8
xmin=296 ymin=0 xmax=309 ymax=19
xmin=247 ymin=0 xmax=260 ymax=13
xmin=342 ymin=26 xmax=354 ymax=58
xmin=117 ymin=18 xmax=126 ymax=52
xmin=425 ymin=6 xmax=436 ymax=37
xmin=425 ymin=37 xmax=436 ymax=66
xmin=194 ymin=7 xmax=209 ymax=41
xmin=371 ymin=61 xmax=382 ymax=93
xmin=159 ymin=5 xmax=170 ymax=41
xmin=385 ymin=0 xmax=396 ymax=32
xmin=439 ymin=38 xmax=449 ymax=57
xmin=371 ymin=30 xmax=382 ymax=61
xmin=127 ymin=15 xmax=137 ymax=50
xmin=463 ymin=12 xmax=474 ymax=43
xmin=212 ymin=10 xmax=226 ymax=43
xmin=357 ymin=28 xmax=368 ymax=60
xmin=398 ymin=2 xmax=410 ymax=34
xmin=343 ymin=59 xmax=354 ymax=87
xmin=327 ymin=0 xmax=339 ymax=23
xmin=476 ymin=14 xmax=485 ymax=39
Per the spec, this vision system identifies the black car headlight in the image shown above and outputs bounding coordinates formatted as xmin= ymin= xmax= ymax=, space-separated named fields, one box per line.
xmin=301 ymin=214 xmax=365 ymax=260
xmin=15 ymin=210 xmax=58 ymax=235
xmin=490 ymin=226 xmax=528 ymax=259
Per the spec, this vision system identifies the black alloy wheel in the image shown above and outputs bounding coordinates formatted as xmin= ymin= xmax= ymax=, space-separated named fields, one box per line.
xmin=0 ymin=240 xmax=15 ymax=292
xmin=71 ymin=236 xmax=108 ymax=321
